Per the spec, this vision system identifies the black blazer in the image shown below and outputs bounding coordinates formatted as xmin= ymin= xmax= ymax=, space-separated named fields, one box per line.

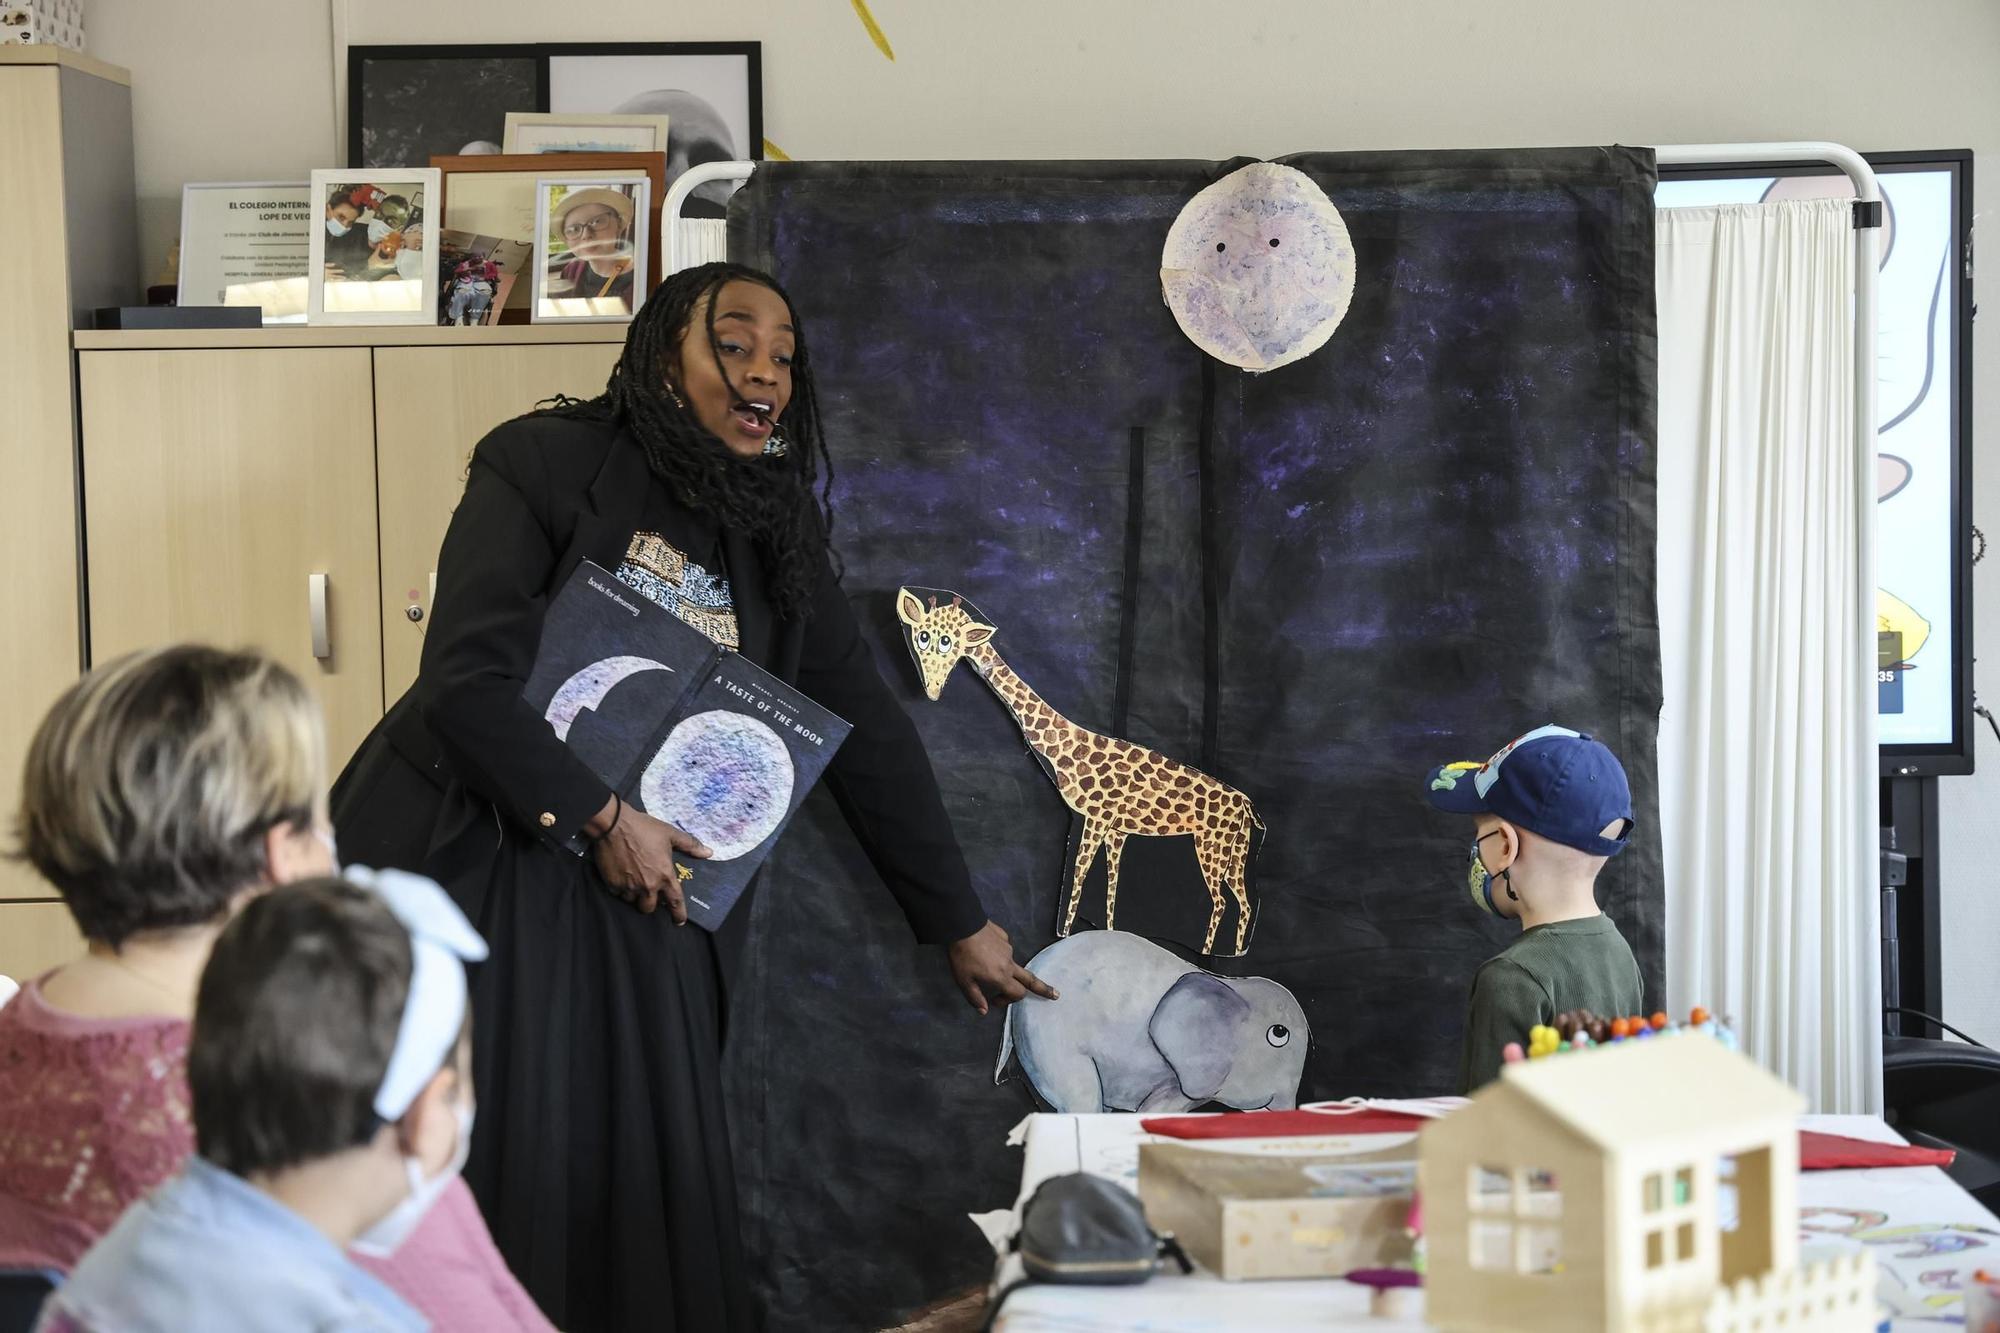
xmin=332 ymin=413 xmax=989 ymax=947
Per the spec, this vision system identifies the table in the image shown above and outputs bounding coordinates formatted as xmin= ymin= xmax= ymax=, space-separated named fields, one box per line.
xmin=982 ymin=1113 xmax=2000 ymax=1331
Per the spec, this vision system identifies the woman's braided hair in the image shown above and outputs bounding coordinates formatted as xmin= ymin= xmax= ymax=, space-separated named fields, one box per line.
xmin=541 ymin=262 xmax=836 ymax=617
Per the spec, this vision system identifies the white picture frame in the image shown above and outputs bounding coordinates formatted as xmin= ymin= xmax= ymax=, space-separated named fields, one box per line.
xmin=176 ymin=181 xmax=314 ymax=324
xmin=531 ymin=176 xmax=650 ymax=325
xmin=503 ymin=112 xmax=671 ymax=157
xmin=306 ymin=168 xmax=442 ymax=326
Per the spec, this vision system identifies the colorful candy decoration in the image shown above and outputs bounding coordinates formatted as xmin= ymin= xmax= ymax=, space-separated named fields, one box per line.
xmin=1514 ymin=1007 xmax=1739 ymax=1063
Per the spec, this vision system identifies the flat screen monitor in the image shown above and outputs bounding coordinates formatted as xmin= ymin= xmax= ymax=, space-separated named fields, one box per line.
xmin=1657 ymin=152 xmax=1975 ymax=776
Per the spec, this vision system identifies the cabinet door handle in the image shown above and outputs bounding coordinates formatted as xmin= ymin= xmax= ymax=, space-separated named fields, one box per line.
xmin=309 ymin=573 xmax=331 ymax=659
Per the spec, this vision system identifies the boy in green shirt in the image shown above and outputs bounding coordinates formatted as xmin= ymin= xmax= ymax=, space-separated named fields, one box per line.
xmin=1423 ymin=724 xmax=1645 ymax=1091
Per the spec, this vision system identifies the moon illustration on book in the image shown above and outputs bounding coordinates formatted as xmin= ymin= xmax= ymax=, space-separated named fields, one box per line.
xmin=1160 ymin=160 xmax=1356 ymax=373
xmin=544 ymin=655 xmax=674 ymax=741
xmin=638 ymin=710 xmax=795 ymax=860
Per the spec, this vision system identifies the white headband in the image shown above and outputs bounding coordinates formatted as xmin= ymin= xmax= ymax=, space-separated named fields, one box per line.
xmin=340 ymin=866 xmax=489 ymax=1121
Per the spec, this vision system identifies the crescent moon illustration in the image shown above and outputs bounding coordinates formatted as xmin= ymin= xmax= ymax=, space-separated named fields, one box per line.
xmin=544 ymin=656 xmax=675 ymax=741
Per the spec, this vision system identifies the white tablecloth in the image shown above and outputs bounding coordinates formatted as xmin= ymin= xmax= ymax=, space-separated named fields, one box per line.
xmin=984 ymin=1113 xmax=2000 ymax=1332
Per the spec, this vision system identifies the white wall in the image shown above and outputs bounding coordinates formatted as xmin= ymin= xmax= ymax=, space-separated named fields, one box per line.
xmin=88 ymin=0 xmax=2000 ymax=1042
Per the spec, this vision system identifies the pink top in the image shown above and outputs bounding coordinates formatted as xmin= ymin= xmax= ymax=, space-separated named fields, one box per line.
xmin=353 ymin=1171 xmax=554 ymax=1332
xmin=0 ymin=976 xmax=192 ymax=1272
xmin=0 ymin=978 xmax=551 ymax=1332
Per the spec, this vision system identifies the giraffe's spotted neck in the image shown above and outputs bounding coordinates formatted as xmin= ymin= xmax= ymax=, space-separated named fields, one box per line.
xmin=965 ymin=640 xmax=1077 ymax=740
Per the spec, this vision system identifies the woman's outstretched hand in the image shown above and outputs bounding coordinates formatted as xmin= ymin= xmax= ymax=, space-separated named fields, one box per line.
xmin=588 ymin=796 xmax=711 ymax=922
xmin=947 ymin=920 xmax=1058 ymax=1015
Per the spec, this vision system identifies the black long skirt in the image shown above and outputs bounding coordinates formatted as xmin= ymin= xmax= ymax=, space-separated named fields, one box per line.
xmin=332 ymin=724 xmax=756 ymax=1333
xmin=438 ymin=804 xmax=754 ymax=1333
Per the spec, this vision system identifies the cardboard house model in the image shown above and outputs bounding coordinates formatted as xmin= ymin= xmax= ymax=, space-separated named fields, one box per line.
xmin=1419 ymin=1034 xmax=1810 ymax=1332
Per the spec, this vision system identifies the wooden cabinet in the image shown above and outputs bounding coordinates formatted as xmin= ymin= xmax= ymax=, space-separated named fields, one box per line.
xmin=0 ymin=67 xmax=80 ymax=909
xmin=0 ymin=49 xmax=135 ymax=912
xmin=0 ymin=326 xmax=627 ymax=985
xmin=0 ymin=904 xmax=84 ymax=984
xmin=373 ymin=342 xmax=621 ymax=702
xmin=67 ymin=327 xmax=626 ymax=755
xmin=79 ymin=348 xmax=385 ymax=769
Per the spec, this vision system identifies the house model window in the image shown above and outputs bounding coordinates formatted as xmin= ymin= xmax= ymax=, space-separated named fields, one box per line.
xmin=1467 ymin=1165 xmax=1563 ymax=1275
xmin=1418 ymin=1033 xmax=1808 ymax=1332
xmin=1640 ymin=1165 xmax=1700 ymax=1270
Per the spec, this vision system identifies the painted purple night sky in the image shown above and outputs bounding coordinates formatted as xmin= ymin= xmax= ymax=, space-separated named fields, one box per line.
xmin=721 ymin=151 xmax=1661 ymax=1330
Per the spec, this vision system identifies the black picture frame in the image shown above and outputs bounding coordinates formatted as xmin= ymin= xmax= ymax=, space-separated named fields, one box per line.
xmin=1659 ymin=150 xmax=1976 ymax=777
xmin=347 ymin=41 xmax=764 ymax=178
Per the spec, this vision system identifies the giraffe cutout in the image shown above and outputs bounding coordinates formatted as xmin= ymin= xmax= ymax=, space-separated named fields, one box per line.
xmin=896 ymin=588 xmax=1265 ymax=956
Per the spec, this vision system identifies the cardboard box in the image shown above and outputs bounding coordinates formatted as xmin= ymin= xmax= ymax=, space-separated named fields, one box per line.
xmin=1137 ymin=1142 xmax=1417 ymax=1281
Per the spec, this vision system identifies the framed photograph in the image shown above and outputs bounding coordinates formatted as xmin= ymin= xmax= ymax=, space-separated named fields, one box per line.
xmin=347 ymin=46 xmax=544 ymax=168
xmin=532 ymin=177 xmax=650 ymax=324
xmin=435 ymin=230 xmax=529 ymax=327
xmin=306 ymin=168 xmax=441 ymax=326
xmin=435 ymin=153 xmax=666 ymax=317
xmin=503 ymin=112 xmax=671 ymax=156
xmin=349 ymin=43 xmax=759 ymax=216
xmin=176 ymin=181 xmax=313 ymax=324
xmin=545 ymin=44 xmax=759 ymax=218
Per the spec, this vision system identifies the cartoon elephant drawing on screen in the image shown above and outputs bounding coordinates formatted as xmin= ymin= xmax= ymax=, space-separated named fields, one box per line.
xmin=999 ymin=930 xmax=1309 ymax=1114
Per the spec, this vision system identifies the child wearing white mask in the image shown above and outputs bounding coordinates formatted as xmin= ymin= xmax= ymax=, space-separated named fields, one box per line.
xmin=38 ymin=871 xmax=490 ymax=1333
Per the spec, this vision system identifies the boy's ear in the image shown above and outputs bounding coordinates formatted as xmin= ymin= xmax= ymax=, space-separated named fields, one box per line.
xmin=394 ymin=1065 xmax=458 ymax=1157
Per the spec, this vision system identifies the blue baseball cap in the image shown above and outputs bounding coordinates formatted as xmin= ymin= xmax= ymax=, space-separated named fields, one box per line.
xmin=1423 ymin=724 xmax=1634 ymax=857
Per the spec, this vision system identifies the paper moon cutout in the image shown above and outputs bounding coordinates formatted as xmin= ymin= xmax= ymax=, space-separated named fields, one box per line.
xmin=544 ymin=655 xmax=674 ymax=742
xmin=638 ymin=710 xmax=795 ymax=861
xmin=1161 ymin=161 xmax=1356 ymax=373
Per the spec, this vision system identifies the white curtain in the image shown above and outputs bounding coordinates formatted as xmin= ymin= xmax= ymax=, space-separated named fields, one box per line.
xmin=1655 ymin=198 xmax=1881 ymax=1113
xmin=677 ymin=217 xmax=731 ymax=272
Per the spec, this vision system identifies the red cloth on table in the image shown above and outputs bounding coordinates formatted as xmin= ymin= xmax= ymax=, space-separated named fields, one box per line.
xmin=1799 ymin=1130 xmax=1955 ymax=1170
xmin=1139 ymin=1110 xmax=1430 ymax=1139
xmin=1140 ymin=1114 xmax=1956 ymax=1173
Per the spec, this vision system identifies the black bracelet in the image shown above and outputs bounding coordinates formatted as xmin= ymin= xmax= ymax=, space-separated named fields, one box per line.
xmin=591 ymin=794 xmax=623 ymax=842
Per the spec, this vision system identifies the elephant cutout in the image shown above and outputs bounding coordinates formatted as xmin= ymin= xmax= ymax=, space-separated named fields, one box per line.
xmin=999 ymin=931 xmax=1308 ymax=1114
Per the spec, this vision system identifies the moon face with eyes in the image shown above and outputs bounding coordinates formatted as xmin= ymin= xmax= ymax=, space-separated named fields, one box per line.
xmin=1161 ymin=161 xmax=1356 ymax=373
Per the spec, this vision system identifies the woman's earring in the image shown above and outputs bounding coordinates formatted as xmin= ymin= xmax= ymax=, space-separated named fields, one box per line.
xmin=762 ymin=427 xmax=789 ymax=458
xmin=665 ymin=383 xmax=686 ymax=410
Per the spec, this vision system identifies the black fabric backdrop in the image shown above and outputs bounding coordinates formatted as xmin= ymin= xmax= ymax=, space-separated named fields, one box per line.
xmin=720 ymin=148 xmax=1662 ymax=1331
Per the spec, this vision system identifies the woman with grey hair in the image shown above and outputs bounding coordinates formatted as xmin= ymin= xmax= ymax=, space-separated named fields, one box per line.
xmin=0 ymin=645 xmax=337 ymax=1272
xmin=0 ymin=646 xmax=550 ymax=1332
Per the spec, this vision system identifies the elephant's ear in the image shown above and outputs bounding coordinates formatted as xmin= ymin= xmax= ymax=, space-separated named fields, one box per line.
xmin=1149 ymin=972 xmax=1253 ymax=1102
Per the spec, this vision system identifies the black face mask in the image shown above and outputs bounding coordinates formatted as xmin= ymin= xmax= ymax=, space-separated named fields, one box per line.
xmin=1468 ymin=828 xmax=1518 ymax=916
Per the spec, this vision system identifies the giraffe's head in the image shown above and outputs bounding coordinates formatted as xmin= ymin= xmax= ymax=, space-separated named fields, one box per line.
xmin=896 ymin=588 xmax=997 ymax=701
